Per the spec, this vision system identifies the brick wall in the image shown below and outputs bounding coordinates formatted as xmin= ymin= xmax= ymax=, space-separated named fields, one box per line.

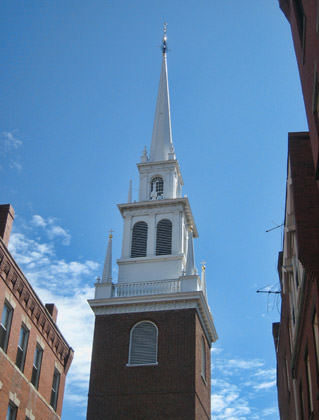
xmin=0 ymin=217 xmax=73 ymax=420
xmin=87 ymin=308 xmax=211 ymax=420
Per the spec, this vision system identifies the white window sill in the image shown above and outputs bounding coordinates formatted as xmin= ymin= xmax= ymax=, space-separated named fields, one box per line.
xmin=126 ymin=362 xmax=158 ymax=367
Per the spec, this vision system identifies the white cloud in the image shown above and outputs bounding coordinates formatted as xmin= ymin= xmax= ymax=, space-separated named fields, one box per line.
xmin=47 ymin=224 xmax=71 ymax=245
xmin=9 ymin=160 xmax=22 ymax=171
xmin=32 ymin=215 xmax=47 ymax=228
xmin=1 ymin=130 xmax=23 ymax=151
xmin=0 ymin=130 xmax=23 ymax=171
xmin=31 ymin=214 xmax=71 ymax=246
xmin=211 ymin=352 xmax=279 ymax=419
xmin=254 ymin=380 xmax=276 ymax=391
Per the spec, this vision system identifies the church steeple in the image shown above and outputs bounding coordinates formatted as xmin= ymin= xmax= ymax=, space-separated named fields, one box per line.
xmin=87 ymin=29 xmax=217 ymax=420
xmin=149 ymin=24 xmax=175 ymax=162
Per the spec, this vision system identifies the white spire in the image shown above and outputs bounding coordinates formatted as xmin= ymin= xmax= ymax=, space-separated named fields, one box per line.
xmin=185 ymin=228 xmax=197 ymax=275
xmin=201 ymin=262 xmax=207 ymax=298
xmin=127 ymin=179 xmax=132 ymax=203
xmin=102 ymin=231 xmax=113 ymax=283
xmin=149 ymin=25 xmax=174 ymax=162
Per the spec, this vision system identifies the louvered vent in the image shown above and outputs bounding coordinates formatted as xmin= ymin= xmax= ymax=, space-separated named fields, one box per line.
xmin=129 ymin=321 xmax=158 ymax=365
xmin=131 ymin=221 xmax=148 ymax=258
xmin=156 ymin=219 xmax=172 ymax=255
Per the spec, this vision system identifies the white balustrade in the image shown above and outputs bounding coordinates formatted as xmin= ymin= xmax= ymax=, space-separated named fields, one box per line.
xmin=111 ymin=276 xmax=203 ymax=298
xmin=112 ymin=278 xmax=181 ymax=297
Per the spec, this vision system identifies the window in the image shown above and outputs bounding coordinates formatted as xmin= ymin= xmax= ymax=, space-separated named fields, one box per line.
xmin=16 ymin=324 xmax=29 ymax=372
xmin=313 ymin=73 xmax=319 ymax=124
xmin=0 ymin=301 xmax=13 ymax=352
xmin=305 ymin=351 xmax=314 ymax=413
xmin=131 ymin=221 xmax=148 ymax=258
xmin=31 ymin=344 xmax=43 ymax=389
xmin=150 ymin=176 xmax=163 ymax=200
xmin=201 ymin=337 xmax=206 ymax=381
xmin=6 ymin=403 xmax=17 ymax=420
xmin=50 ymin=368 xmax=61 ymax=411
xmin=299 ymin=381 xmax=305 ymax=420
xmin=313 ymin=312 xmax=319 ymax=371
xmin=128 ymin=321 xmax=158 ymax=366
xmin=156 ymin=219 xmax=172 ymax=255
xmin=293 ymin=0 xmax=306 ymax=51
xmin=285 ymin=357 xmax=290 ymax=394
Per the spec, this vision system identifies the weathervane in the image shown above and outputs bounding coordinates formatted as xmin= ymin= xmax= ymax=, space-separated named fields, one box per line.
xmin=162 ymin=22 xmax=168 ymax=54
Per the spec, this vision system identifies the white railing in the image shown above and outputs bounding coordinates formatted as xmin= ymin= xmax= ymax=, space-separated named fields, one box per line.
xmin=112 ymin=278 xmax=181 ymax=298
xmin=110 ymin=275 xmax=205 ymax=298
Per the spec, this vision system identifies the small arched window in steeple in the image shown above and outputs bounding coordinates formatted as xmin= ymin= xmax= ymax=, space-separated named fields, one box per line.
xmin=156 ymin=219 xmax=172 ymax=255
xmin=131 ymin=221 xmax=148 ymax=258
xmin=150 ymin=177 xmax=164 ymax=200
xmin=128 ymin=321 xmax=158 ymax=366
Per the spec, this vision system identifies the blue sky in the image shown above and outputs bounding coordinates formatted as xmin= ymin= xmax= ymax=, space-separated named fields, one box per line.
xmin=1 ymin=1 xmax=307 ymax=419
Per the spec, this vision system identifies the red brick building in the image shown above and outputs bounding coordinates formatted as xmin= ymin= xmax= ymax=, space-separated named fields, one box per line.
xmin=279 ymin=0 xmax=319 ymax=181
xmin=87 ymin=31 xmax=217 ymax=420
xmin=0 ymin=204 xmax=74 ymax=420
xmin=273 ymin=1 xmax=319 ymax=419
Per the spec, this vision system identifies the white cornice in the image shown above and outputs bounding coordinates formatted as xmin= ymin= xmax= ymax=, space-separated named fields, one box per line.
xmin=137 ymin=159 xmax=184 ymax=185
xmin=88 ymin=291 xmax=217 ymax=343
xmin=117 ymin=254 xmax=184 ymax=266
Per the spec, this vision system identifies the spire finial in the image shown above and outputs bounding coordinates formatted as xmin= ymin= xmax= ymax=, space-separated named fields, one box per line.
xmin=162 ymin=22 xmax=167 ymax=54
xmin=102 ymin=230 xmax=113 ymax=283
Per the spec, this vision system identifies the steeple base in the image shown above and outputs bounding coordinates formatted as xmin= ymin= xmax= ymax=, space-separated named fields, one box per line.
xmin=87 ymin=308 xmax=212 ymax=420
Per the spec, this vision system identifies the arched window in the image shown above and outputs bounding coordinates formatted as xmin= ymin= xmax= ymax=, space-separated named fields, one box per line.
xmin=128 ymin=321 xmax=158 ymax=365
xmin=156 ymin=219 xmax=172 ymax=255
xmin=131 ymin=221 xmax=148 ymax=258
xmin=150 ymin=176 xmax=164 ymax=200
xmin=201 ymin=337 xmax=206 ymax=381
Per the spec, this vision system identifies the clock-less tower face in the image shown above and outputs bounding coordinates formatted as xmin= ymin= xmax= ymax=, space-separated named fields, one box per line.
xmin=87 ymin=31 xmax=217 ymax=420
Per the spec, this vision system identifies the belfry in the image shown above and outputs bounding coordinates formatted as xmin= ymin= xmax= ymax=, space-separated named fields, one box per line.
xmin=87 ymin=28 xmax=217 ymax=420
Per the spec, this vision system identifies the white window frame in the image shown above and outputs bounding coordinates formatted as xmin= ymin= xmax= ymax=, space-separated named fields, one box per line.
xmin=31 ymin=343 xmax=43 ymax=389
xmin=16 ymin=324 xmax=29 ymax=372
xmin=127 ymin=321 xmax=158 ymax=366
xmin=0 ymin=300 xmax=13 ymax=352
xmin=50 ymin=368 xmax=61 ymax=411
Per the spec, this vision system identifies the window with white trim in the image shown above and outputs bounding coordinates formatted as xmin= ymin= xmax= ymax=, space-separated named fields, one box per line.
xmin=16 ymin=324 xmax=29 ymax=372
xmin=0 ymin=300 xmax=13 ymax=352
xmin=6 ymin=402 xmax=17 ymax=420
xmin=131 ymin=221 xmax=148 ymax=258
xmin=50 ymin=368 xmax=61 ymax=411
xmin=31 ymin=344 xmax=43 ymax=389
xmin=128 ymin=321 xmax=158 ymax=366
xmin=156 ymin=219 xmax=172 ymax=255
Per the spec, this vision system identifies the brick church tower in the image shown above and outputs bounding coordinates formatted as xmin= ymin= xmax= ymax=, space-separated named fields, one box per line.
xmin=87 ymin=28 xmax=217 ymax=420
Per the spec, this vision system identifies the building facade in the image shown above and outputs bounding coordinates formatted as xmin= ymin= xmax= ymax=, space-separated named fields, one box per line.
xmin=0 ymin=204 xmax=74 ymax=420
xmin=273 ymin=1 xmax=319 ymax=419
xmin=273 ymin=133 xmax=319 ymax=419
xmin=279 ymin=0 xmax=319 ymax=181
xmin=87 ymin=32 xmax=217 ymax=420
